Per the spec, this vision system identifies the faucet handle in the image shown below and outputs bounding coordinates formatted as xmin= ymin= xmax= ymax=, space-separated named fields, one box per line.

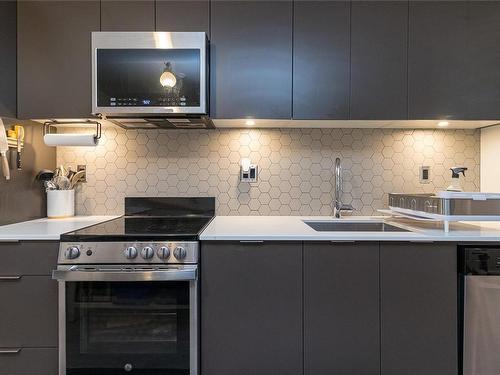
xmin=340 ymin=203 xmax=354 ymax=212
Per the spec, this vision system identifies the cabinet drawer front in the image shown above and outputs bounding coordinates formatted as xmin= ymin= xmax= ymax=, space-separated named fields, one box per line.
xmin=0 ymin=242 xmax=58 ymax=276
xmin=0 ymin=276 xmax=58 ymax=347
xmin=0 ymin=347 xmax=58 ymax=375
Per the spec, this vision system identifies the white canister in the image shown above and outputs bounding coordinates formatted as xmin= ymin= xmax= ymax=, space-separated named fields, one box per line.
xmin=47 ymin=190 xmax=75 ymax=218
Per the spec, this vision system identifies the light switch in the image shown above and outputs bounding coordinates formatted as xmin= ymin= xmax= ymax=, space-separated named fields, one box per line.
xmin=420 ymin=166 xmax=430 ymax=183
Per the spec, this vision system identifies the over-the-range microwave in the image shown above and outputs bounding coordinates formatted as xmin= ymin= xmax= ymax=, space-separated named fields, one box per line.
xmin=91 ymin=31 xmax=213 ymax=129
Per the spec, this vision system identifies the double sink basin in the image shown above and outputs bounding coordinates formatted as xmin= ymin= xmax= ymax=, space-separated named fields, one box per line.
xmin=304 ymin=220 xmax=410 ymax=232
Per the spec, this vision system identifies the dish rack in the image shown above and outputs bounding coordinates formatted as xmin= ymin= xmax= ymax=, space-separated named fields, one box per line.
xmin=379 ymin=192 xmax=500 ymax=232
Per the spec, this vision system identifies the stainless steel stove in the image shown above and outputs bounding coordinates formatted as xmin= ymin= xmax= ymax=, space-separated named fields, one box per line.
xmin=53 ymin=197 xmax=214 ymax=375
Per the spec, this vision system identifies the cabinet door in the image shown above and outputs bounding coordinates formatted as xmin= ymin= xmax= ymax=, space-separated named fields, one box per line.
xmin=17 ymin=1 xmax=99 ymax=119
xmin=0 ymin=241 xmax=59 ymax=276
xmin=0 ymin=0 xmax=16 ymax=118
xmin=409 ymin=1 xmax=500 ymax=119
xmin=101 ymin=0 xmax=155 ymax=31
xmin=0 ymin=276 xmax=58 ymax=347
xmin=210 ymin=1 xmax=292 ymax=119
xmin=0 ymin=348 xmax=58 ymax=375
xmin=351 ymin=1 xmax=408 ymax=120
xmin=156 ymin=1 xmax=209 ymax=33
xmin=293 ymin=1 xmax=349 ymax=120
xmin=201 ymin=241 xmax=302 ymax=375
xmin=380 ymin=242 xmax=458 ymax=375
xmin=304 ymin=242 xmax=380 ymax=375
xmin=465 ymin=1 xmax=500 ymax=119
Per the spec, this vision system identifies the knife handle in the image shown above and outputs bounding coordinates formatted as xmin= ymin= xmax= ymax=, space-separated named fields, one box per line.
xmin=1 ymin=153 xmax=10 ymax=180
xmin=16 ymin=150 xmax=21 ymax=170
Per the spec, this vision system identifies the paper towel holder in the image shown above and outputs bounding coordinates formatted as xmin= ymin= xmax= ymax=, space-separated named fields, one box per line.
xmin=43 ymin=119 xmax=102 ymax=142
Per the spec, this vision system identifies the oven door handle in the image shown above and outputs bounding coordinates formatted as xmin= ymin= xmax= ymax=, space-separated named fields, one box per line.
xmin=52 ymin=267 xmax=198 ymax=282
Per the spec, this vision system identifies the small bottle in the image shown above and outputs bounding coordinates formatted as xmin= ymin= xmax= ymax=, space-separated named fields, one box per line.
xmin=446 ymin=167 xmax=468 ymax=192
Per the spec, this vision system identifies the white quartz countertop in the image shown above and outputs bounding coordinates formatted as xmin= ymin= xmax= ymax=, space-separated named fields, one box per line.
xmin=3 ymin=214 xmax=500 ymax=242
xmin=0 ymin=216 xmax=118 ymax=241
xmin=200 ymin=216 xmax=500 ymax=242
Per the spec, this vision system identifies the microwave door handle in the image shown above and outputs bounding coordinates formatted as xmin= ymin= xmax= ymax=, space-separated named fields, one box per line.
xmin=52 ymin=268 xmax=198 ymax=282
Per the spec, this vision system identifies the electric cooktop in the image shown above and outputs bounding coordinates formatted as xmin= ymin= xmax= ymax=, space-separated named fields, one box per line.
xmin=60 ymin=197 xmax=215 ymax=242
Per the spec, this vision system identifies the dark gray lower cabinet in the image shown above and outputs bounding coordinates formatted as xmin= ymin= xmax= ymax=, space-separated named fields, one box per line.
xmin=201 ymin=241 xmax=302 ymax=375
xmin=0 ymin=348 xmax=58 ymax=375
xmin=380 ymin=242 xmax=458 ymax=375
xmin=0 ymin=276 xmax=58 ymax=347
xmin=0 ymin=241 xmax=59 ymax=275
xmin=304 ymin=242 xmax=380 ymax=375
xmin=0 ymin=241 xmax=59 ymax=374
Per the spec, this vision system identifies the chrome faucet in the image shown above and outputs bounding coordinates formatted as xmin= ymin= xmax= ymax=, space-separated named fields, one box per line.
xmin=334 ymin=157 xmax=353 ymax=218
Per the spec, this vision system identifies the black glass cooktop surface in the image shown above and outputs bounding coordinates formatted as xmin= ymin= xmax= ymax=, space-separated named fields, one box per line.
xmin=60 ymin=216 xmax=213 ymax=242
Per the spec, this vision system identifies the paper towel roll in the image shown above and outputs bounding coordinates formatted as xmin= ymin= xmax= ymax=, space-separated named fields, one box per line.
xmin=43 ymin=134 xmax=98 ymax=147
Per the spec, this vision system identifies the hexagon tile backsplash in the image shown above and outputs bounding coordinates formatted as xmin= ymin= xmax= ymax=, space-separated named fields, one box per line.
xmin=56 ymin=127 xmax=480 ymax=216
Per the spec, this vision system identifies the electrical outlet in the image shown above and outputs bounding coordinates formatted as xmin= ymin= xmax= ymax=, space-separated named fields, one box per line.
xmin=240 ymin=165 xmax=258 ymax=183
xmin=77 ymin=165 xmax=87 ymax=183
xmin=420 ymin=166 xmax=430 ymax=184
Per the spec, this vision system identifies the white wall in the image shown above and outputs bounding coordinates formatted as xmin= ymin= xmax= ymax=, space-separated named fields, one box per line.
xmin=481 ymin=125 xmax=500 ymax=192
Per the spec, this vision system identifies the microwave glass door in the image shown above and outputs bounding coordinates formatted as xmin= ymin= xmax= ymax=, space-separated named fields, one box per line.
xmin=65 ymin=280 xmax=191 ymax=374
xmin=96 ymin=49 xmax=201 ymax=108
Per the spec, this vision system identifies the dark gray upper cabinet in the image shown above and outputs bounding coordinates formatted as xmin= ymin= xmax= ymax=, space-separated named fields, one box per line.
xmin=201 ymin=241 xmax=302 ymax=375
xmin=304 ymin=242 xmax=380 ymax=375
xmin=409 ymin=1 xmax=500 ymax=119
xmin=101 ymin=0 xmax=155 ymax=31
xmin=350 ymin=1 xmax=408 ymax=120
xmin=17 ymin=1 xmax=99 ymax=119
xmin=293 ymin=1 xmax=349 ymax=120
xmin=380 ymin=242 xmax=458 ymax=375
xmin=210 ymin=1 xmax=292 ymax=119
xmin=156 ymin=1 xmax=209 ymax=33
xmin=464 ymin=1 xmax=500 ymax=119
xmin=0 ymin=1 xmax=17 ymax=118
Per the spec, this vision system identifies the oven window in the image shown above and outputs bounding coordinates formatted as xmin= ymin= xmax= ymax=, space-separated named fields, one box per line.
xmin=66 ymin=281 xmax=192 ymax=374
xmin=97 ymin=48 xmax=201 ymax=108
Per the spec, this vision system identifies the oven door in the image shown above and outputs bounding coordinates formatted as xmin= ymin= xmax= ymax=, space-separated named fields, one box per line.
xmin=54 ymin=266 xmax=198 ymax=375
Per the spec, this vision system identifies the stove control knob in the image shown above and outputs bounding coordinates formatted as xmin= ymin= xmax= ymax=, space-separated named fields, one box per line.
xmin=174 ymin=246 xmax=187 ymax=260
xmin=65 ymin=246 xmax=80 ymax=260
xmin=141 ymin=246 xmax=155 ymax=259
xmin=157 ymin=246 xmax=171 ymax=259
xmin=124 ymin=246 xmax=138 ymax=259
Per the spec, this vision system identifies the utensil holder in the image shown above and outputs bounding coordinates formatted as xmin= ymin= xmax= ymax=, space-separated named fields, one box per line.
xmin=47 ymin=190 xmax=75 ymax=218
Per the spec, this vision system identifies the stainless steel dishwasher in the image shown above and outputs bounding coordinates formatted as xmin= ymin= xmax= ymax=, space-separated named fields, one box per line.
xmin=462 ymin=247 xmax=500 ymax=375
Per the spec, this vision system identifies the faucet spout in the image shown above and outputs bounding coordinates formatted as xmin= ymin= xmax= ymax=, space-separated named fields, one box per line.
xmin=334 ymin=157 xmax=353 ymax=218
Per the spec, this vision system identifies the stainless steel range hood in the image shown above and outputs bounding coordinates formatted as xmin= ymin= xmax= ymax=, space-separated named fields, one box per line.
xmin=100 ymin=114 xmax=215 ymax=130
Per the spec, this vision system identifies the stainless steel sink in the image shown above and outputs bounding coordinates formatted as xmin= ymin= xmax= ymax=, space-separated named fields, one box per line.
xmin=304 ymin=221 xmax=410 ymax=232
